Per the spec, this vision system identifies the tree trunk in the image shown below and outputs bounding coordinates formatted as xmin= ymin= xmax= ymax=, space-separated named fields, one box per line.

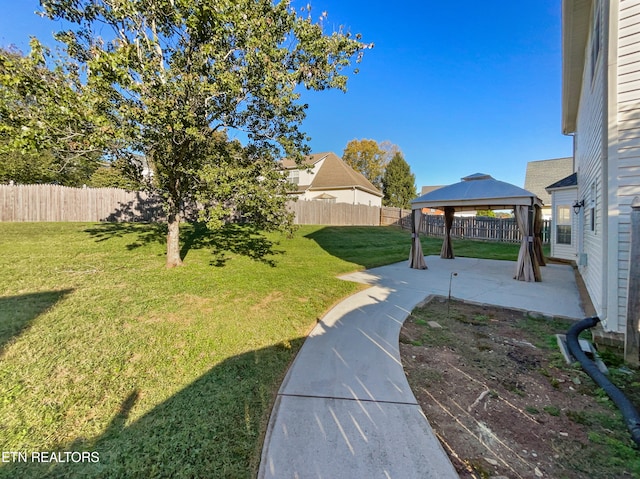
xmin=166 ymin=199 xmax=183 ymax=268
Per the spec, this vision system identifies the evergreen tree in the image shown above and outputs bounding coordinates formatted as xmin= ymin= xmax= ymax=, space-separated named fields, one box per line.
xmin=382 ymin=152 xmax=416 ymax=208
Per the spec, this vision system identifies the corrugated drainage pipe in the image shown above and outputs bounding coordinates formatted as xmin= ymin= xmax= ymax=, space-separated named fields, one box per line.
xmin=566 ymin=316 xmax=640 ymax=447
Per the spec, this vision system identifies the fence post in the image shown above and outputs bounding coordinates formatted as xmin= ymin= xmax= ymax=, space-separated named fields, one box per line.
xmin=625 ymin=197 xmax=640 ymax=366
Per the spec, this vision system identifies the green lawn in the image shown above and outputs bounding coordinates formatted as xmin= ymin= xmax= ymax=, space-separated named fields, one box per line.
xmin=0 ymin=223 xmax=546 ymax=478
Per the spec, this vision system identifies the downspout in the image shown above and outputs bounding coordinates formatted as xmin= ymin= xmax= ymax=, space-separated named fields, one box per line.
xmin=566 ymin=316 xmax=640 ymax=446
xmin=599 ymin=0 xmax=611 ymax=327
xmin=605 ymin=0 xmax=620 ymax=333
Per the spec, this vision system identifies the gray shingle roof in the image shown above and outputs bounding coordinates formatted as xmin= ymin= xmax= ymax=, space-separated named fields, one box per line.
xmin=524 ymin=158 xmax=573 ymax=206
xmin=279 ymin=152 xmax=326 ymax=169
xmin=545 ymin=172 xmax=578 ymax=191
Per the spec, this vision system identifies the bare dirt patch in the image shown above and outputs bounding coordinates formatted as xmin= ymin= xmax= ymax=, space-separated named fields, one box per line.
xmin=400 ymin=297 xmax=640 ymax=479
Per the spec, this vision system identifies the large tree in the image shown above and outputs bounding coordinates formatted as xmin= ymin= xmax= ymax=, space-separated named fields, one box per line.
xmin=381 ymin=151 xmax=416 ymax=209
xmin=342 ymin=138 xmax=386 ymax=189
xmin=39 ymin=0 xmax=370 ymax=267
xmin=0 ymin=42 xmax=117 ymax=185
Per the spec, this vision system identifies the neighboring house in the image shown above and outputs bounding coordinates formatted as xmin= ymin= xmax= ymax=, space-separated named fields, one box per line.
xmin=419 ymin=185 xmax=445 ymax=215
xmin=545 ymin=173 xmax=579 ymax=261
xmin=562 ymin=0 xmax=640 ymax=347
xmin=418 ymin=185 xmax=479 ymax=216
xmin=279 ymin=152 xmax=383 ymax=206
xmin=524 ymin=157 xmax=574 ymax=219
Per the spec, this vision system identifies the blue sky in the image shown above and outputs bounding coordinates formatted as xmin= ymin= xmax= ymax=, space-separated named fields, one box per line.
xmin=0 ymin=0 xmax=572 ymax=189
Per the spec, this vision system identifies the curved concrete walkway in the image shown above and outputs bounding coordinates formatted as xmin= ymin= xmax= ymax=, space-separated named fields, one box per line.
xmin=258 ymin=257 xmax=585 ymax=479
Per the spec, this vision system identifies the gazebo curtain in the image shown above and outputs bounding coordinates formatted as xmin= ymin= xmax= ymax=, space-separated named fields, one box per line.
xmin=514 ymin=205 xmax=541 ymax=282
xmin=440 ymin=206 xmax=455 ymax=259
xmin=533 ymin=205 xmax=546 ymax=267
xmin=409 ymin=209 xmax=427 ymax=269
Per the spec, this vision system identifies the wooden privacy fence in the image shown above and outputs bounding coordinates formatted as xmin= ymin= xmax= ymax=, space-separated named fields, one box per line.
xmin=0 ymin=185 xmax=551 ymax=244
xmin=0 ymin=184 xmax=164 ymax=222
xmin=287 ymin=200 xmax=380 ymax=226
xmin=378 ymin=207 xmax=551 ymax=244
xmin=419 ymin=214 xmax=551 ymax=244
xmin=0 ymin=184 xmax=379 ymax=225
xmin=380 ymin=206 xmax=412 ymax=228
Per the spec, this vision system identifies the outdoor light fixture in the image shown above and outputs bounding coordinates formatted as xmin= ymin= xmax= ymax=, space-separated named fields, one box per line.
xmin=447 ymin=272 xmax=458 ymax=319
xmin=573 ymin=199 xmax=585 ymax=214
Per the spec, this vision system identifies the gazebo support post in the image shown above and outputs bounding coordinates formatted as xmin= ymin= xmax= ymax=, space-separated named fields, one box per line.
xmin=528 ymin=204 xmax=542 ymax=282
xmin=440 ymin=206 xmax=455 ymax=259
xmin=409 ymin=209 xmax=427 ymax=269
xmin=533 ymin=205 xmax=546 ymax=267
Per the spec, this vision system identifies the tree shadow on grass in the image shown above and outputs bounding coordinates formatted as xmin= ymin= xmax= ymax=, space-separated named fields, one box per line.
xmin=0 ymin=338 xmax=305 ymax=479
xmin=0 ymin=287 xmax=419 ymax=478
xmin=202 ymin=224 xmax=284 ymax=267
xmin=83 ymin=222 xmax=284 ymax=266
xmin=0 ymin=290 xmax=73 ymax=356
xmin=83 ymin=222 xmax=168 ymax=251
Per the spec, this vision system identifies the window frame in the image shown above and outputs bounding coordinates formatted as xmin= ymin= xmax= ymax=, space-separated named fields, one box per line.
xmin=556 ymin=204 xmax=572 ymax=245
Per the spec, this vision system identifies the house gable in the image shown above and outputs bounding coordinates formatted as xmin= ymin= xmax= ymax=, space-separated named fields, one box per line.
xmin=310 ymin=152 xmax=382 ymax=198
xmin=525 ymin=158 xmax=574 ymax=210
xmin=280 ymin=152 xmax=383 ymax=206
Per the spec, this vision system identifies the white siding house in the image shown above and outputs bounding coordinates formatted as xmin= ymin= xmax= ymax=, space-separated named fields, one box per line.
xmin=562 ymin=0 xmax=640 ymax=347
xmin=546 ymin=173 xmax=579 ymax=261
xmin=280 ymin=152 xmax=383 ymax=207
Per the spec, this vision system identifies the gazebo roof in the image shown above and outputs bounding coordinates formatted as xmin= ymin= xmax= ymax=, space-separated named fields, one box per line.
xmin=411 ymin=173 xmax=542 ymax=211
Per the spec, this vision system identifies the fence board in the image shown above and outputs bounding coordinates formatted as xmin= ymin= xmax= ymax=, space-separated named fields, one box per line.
xmin=0 ymin=184 xmax=163 ymax=222
xmin=0 ymin=186 xmax=551 ymax=244
xmin=287 ymin=201 xmax=380 ymax=226
xmin=418 ymin=214 xmax=550 ymax=244
xmin=380 ymin=206 xmax=412 ymax=228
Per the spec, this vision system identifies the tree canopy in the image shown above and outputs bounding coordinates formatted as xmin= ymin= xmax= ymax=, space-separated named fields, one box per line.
xmin=38 ymin=0 xmax=371 ymax=267
xmin=381 ymin=151 xmax=416 ymax=209
xmin=0 ymin=42 xmax=117 ymax=185
xmin=476 ymin=210 xmax=496 ymax=217
xmin=342 ymin=139 xmax=386 ymax=189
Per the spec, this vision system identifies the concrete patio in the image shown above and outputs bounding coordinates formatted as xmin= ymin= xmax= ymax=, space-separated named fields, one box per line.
xmin=258 ymin=256 xmax=585 ymax=479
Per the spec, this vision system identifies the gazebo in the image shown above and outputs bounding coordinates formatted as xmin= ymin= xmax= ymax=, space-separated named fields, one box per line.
xmin=409 ymin=173 xmax=545 ymax=282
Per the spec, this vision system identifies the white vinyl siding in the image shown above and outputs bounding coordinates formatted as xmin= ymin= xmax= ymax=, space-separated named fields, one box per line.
xmin=615 ymin=0 xmax=640 ymax=331
xmin=575 ymin=0 xmax=606 ymax=317
xmin=299 ymin=188 xmax=381 ymax=207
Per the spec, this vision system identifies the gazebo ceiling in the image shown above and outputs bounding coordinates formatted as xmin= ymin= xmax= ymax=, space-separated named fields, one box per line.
xmin=411 ymin=173 xmax=542 ymax=212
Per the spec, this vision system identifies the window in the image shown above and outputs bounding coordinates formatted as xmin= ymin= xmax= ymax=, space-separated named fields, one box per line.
xmin=556 ymin=205 xmax=572 ymax=245
xmin=288 ymin=170 xmax=299 ymax=185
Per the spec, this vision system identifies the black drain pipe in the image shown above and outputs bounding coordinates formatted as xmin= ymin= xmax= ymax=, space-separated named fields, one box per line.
xmin=566 ymin=316 xmax=640 ymax=447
